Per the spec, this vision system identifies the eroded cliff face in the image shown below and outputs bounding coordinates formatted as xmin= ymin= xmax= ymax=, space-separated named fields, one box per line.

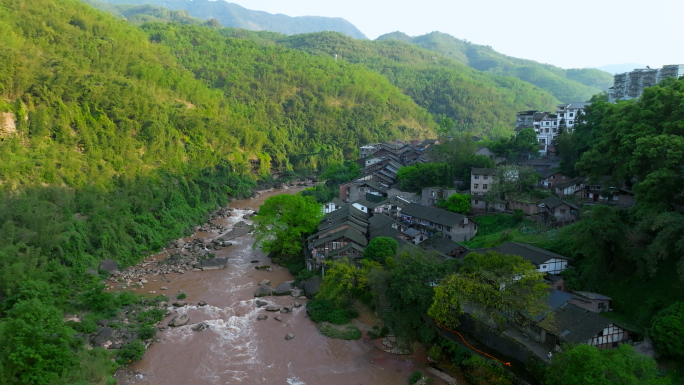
xmin=0 ymin=111 xmax=16 ymax=137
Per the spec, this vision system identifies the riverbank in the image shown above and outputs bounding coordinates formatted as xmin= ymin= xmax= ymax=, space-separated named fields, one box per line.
xmin=109 ymin=187 xmax=450 ymax=385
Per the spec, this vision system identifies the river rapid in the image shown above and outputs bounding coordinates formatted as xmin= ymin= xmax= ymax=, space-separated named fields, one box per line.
xmin=116 ymin=187 xmax=446 ymax=385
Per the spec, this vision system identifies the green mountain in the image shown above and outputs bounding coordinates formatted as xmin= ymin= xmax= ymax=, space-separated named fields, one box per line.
xmin=0 ymin=0 xmax=434 ymax=382
xmin=91 ymin=0 xmax=368 ymax=39
xmin=258 ymin=31 xmax=560 ymax=138
xmin=1 ymin=1 xmax=434 ymax=189
xmin=377 ymin=31 xmax=614 ymax=103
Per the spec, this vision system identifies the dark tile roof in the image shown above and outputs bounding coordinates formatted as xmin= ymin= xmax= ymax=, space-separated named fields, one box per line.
xmin=310 ymin=227 xmax=368 ymax=248
xmin=528 ymin=289 xmax=577 ymax=323
xmin=353 ymin=198 xmax=381 ymax=209
xmin=420 ymin=236 xmax=465 ymax=255
xmin=539 ymin=169 xmax=564 ymax=179
xmin=320 ymin=204 xmax=368 ymax=227
xmin=572 ymin=291 xmax=612 ymax=301
xmin=494 ymin=242 xmax=569 ymax=266
xmin=537 ymin=196 xmax=578 ymax=210
xmin=553 ymin=176 xmax=585 ymax=190
xmin=471 ymin=167 xmax=495 ymax=175
xmin=537 ymin=303 xmax=614 ymax=344
xmin=327 ymin=243 xmax=366 ymax=258
xmin=312 ymin=220 xmax=367 ymax=239
xmin=401 ymin=203 xmax=466 ymax=227
xmin=369 ymin=213 xmax=396 ymax=230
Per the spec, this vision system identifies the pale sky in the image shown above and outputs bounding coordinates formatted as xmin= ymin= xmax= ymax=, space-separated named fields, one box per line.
xmin=225 ymin=0 xmax=682 ymax=70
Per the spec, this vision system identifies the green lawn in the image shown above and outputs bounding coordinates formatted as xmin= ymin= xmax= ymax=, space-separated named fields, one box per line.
xmin=463 ymin=214 xmax=555 ymax=249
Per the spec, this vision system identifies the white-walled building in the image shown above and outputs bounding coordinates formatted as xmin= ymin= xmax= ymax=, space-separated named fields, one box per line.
xmin=516 ymin=102 xmax=590 ymax=156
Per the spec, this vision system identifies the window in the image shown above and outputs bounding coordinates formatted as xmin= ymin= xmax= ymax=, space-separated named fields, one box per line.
xmin=474 ymin=183 xmax=479 ymax=189
xmin=474 ymin=175 xmax=480 ymax=179
xmin=560 ymin=209 xmax=566 ymax=215
xmin=484 ymin=175 xmax=489 ymax=180
xmin=557 ymin=286 xmax=562 ymax=291
xmin=551 ymin=175 xmax=555 ymax=180
xmin=474 ymin=200 xmax=479 ymax=204
xmin=332 ymin=242 xmax=341 ymax=249
xmin=569 ymin=113 xmax=574 ymax=117
xmin=483 ymin=184 xmax=488 ymax=190
xmin=446 ymin=226 xmax=451 ymax=231
xmin=542 ymin=265 xmax=547 ymax=269
xmin=545 ymin=128 xmax=549 ymax=133
xmin=431 ymin=191 xmax=435 ymax=197
xmin=569 ymin=120 xmax=573 ymax=125
xmin=598 ymin=303 xmax=606 ymax=309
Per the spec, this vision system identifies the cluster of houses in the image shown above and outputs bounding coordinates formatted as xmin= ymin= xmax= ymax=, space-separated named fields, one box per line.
xmin=304 ymin=138 xmax=632 ymax=354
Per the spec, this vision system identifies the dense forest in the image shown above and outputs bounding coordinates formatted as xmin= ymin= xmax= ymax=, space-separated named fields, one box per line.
xmin=91 ymin=0 xmax=368 ymax=39
xmin=248 ymin=31 xmax=561 ymax=138
xmin=0 ymin=0 xmax=435 ymax=383
xmin=549 ymin=78 xmax=684 ymax=332
xmin=85 ymin=3 xmax=564 ymax=139
xmin=377 ymin=31 xmax=614 ymax=103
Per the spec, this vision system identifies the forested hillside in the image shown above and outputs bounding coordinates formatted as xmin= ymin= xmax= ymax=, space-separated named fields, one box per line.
xmin=92 ymin=0 xmax=368 ymax=39
xmin=0 ymin=1 xmax=434 ymax=382
xmin=378 ymin=31 xmax=614 ymax=103
xmin=247 ymin=31 xmax=560 ymax=138
xmin=550 ymin=77 xmax=684 ymax=332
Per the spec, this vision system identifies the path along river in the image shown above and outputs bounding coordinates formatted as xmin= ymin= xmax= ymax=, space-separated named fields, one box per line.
xmin=115 ymin=187 xmax=448 ymax=385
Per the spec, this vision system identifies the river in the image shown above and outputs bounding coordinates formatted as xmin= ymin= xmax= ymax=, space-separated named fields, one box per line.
xmin=115 ymin=187 xmax=448 ymax=385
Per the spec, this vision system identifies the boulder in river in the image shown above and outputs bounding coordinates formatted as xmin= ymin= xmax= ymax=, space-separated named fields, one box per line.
xmin=285 ymin=333 xmax=295 ymax=341
xmin=172 ymin=301 xmax=187 ymax=307
xmin=258 ymin=279 xmax=270 ymax=287
xmin=255 ymin=299 xmax=268 ymax=307
xmin=192 ymin=322 xmax=209 ymax=332
xmin=291 ymin=288 xmax=302 ymax=297
xmin=303 ymin=280 xmax=321 ymax=298
xmin=200 ymin=257 xmax=228 ymax=271
xmin=257 ymin=314 xmax=268 ymax=321
xmin=255 ymin=286 xmax=273 ymax=297
xmin=264 ymin=305 xmax=280 ymax=312
xmin=168 ymin=314 xmax=190 ymax=327
xmin=274 ymin=282 xmax=293 ymax=296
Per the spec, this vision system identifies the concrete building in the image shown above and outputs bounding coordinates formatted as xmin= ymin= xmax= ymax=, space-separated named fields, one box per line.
xmin=470 ymin=168 xmax=495 ymax=211
xmin=609 ymin=65 xmax=684 ymax=102
xmin=516 ymin=103 xmax=590 ymax=156
xmin=422 ymin=187 xmax=458 ymax=206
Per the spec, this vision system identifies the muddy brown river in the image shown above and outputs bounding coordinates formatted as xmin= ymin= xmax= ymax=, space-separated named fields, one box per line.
xmin=117 ymin=188 xmax=448 ymax=385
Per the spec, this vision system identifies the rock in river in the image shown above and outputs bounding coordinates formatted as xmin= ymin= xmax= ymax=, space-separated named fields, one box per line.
xmin=285 ymin=333 xmax=295 ymax=341
xmin=168 ymin=314 xmax=190 ymax=327
xmin=264 ymin=305 xmax=280 ymax=312
xmin=254 ymin=285 xmax=273 ymax=297
xmin=274 ymin=281 xmax=293 ymax=296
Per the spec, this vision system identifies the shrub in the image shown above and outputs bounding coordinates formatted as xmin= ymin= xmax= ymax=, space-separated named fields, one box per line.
xmin=317 ymin=324 xmax=362 ymax=340
xmin=650 ymin=301 xmax=684 ymax=359
xmin=176 ymin=293 xmax=187 ymax=300
xmin=409 ymin=370 xmax=422 ymax=384
xmin=428 ymin=344 xmax=442 ymax=362
xmin=462 ymin=356 xmax=514 ymax=385
xmin=138 ymin=325 xmax=157 ymax=340
xmin=306 ymin=298 xmax=359 ymax=324
xmin=116 ymin=341 xmax=145 ymax=365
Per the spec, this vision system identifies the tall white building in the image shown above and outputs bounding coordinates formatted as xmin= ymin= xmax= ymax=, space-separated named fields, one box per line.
xmin=516 ymin=102 xmax=590 ymax=156
xmin=609 ymin=64 xmax=684 ymax=102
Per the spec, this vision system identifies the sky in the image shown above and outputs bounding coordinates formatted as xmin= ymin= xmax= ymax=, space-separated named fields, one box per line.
xmin=225 ymin=0 xmax=682 ymax=70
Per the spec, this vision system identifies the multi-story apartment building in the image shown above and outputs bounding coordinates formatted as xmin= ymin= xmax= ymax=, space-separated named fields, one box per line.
xmin=609 ymin=65 xmax=684 ymax=102
xmin=470 ymin=168 xmax=495 ymax=211
xmin=516 ymin=102 xmax=590 ymax=156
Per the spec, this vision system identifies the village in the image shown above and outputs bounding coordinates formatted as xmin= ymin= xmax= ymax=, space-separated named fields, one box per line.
xmin=302 ymin=101 xmax=642 ymax=365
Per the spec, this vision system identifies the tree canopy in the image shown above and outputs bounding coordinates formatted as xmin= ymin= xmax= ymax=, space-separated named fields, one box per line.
xmin=546 ymin=344 xmax=666 ymax=385
xmin=252 ymin=194 xmax=322 ymax=263
xmin=428 ymin=251 xmax=548 ymax=329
